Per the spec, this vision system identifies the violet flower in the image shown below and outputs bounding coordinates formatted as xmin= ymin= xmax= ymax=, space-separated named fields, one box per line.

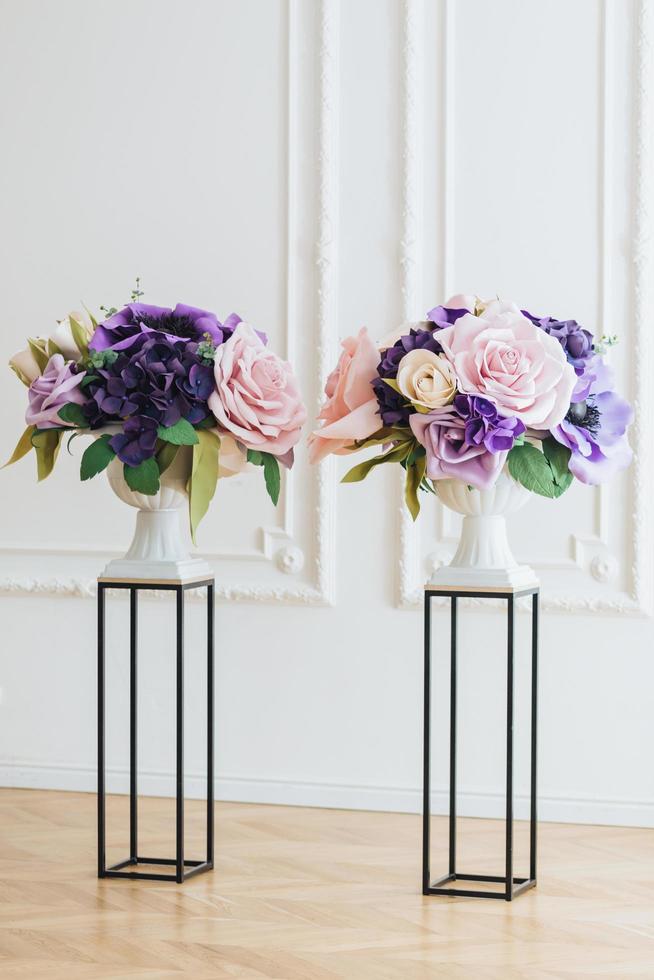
xmin=522 ymin=310 xmax=594 ymax=375
xmin=550 ymin=355 xmax=632 ymax=485
xmin=453 ymin=394 xmax=525 ymax=454
xmin=109 ymin=415 xmax=159 ymax=467
xmin=89 ymin=303 xmax=243 ymax=353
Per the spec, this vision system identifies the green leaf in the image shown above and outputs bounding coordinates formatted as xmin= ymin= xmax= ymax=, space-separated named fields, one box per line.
xmin=542 ymin=436 xmax=573 ymax=490
xmin=46 ymin=339 xmax=64 ymax=358
xmin=124 ymin=457 xmax=160 ymax=495
xmin=2 ymin=426 xmax=36 ymax=468
xmin=188 ymin=430 xmax=220 ymax=544
xmin=382 ymin=377 xmax=403 ymax=395
xmin=247 ymin=449 xmax=264 ymax=466
xmin=69 ymin=316 xmax=90 ymax=358
xmin=262 ymin=452 xmax=281 ymax=506
xmin=58 ymin=403 xmax=88 ymax=427
xmin=405 ymin=455 xmax=427 ymax=521
xmin=156 ymin=441 xmax=179 ymax=475
xmin=194 ymin=414 xmax=215 ymax=429
xmin=28 ymin=338 xmax=49 ymax=373
xmin=80 ymin=373 xmax=100 ymax=389
xmin=157 ymin=417 xmax=199 ymax=446
xmin=32 ymin=429 xmax=62 ymax=481
xmin=342 ymin=442 xmax=412 ymax=484
xmin=351 ymin=427 xmax=413 ymax=450
xmin=83 ymin=304 xmax=98 ymax=328
xmin=80 ymin=435 xmax=116 ymax=481
xmin=507 ymin=442 xmax=565 ymax=499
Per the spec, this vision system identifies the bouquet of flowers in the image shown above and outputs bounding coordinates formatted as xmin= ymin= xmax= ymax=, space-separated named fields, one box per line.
xmin=309 ymin=295 xmax=633 ymax=518
xmin=6 ymin=284 xmax=306 ymax=541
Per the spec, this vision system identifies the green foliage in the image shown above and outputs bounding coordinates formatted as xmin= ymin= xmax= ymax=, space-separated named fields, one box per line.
xmin=124 ymin=457 xmax=160 ymax=495
xmin=80 ymin=435 xmax=116 ymax=481
xmin=188 ymin=430 xmax=220 ymax=544
xmin=342 ymin=441 xmax=412 ymax=484
xmin=31 ymin=429 xmax=62 ymax=481
xmin=28 ymin=339 xmax=49 ymax=373
xmin=542 ymin=437 xmax=573 ymax=492
xmin=68 ymin=316 xmax=90 ymax=359
xmin=157 ymin=417 xmax=199 ymax=446
xmin=508 ymin=440 xmax=572 ymax=499
xmin=58 ymin=403 xmax=88 ymax=427
xmin=246 ymin=449 xmax=282 ymax=506
xmin=88 ymin=349 xmax=118 ymax=370
xmin=156 ymin=441 xmax=179 ymax=475
xmin=2 ymin=426 xmax=36 ymax=468
xmin=404 ymin=454 xmax=427 ymax=521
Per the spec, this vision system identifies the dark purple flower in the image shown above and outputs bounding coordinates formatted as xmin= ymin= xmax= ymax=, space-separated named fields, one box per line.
xmin=551 ymin=355 xmax=632 ymax=484
xmin=109 ymin=415 xmax=159 ymax=466
xmin=374 ymin=328 xmax=442 ymax=425
xmin=83 ymin=332 xmax=213 ymax=430
xmin=426 ymin=305 xmax=470 ymax=329
xmin=89 ymin=302 xmax=243 ymax=353
xmin=522 ymin=310 xmax=593 ymax=375
xmin=453 ymin=394 xmax=525 ymax=453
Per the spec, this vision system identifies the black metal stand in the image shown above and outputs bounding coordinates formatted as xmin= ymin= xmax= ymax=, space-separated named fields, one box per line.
xmin=97 ymin=577 xmax=215 ymax=883
xmin=423 ymin=584 xmax=539 ymax=901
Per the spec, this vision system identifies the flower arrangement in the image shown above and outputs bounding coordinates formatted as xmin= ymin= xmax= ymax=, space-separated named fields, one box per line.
xmin=6 ymin=283 xmax=306 ymax=540
xmin=309 ymin=295 xmax=633 ymax=518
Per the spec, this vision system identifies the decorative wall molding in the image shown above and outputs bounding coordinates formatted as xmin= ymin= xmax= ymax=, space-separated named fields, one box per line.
xmin=1 ymin=759 xmax=651 ymax=828
xmin=0 ymin=0 xmax=339 ymax=606
xmin=397 ymin=0 xmax=654 ymax=614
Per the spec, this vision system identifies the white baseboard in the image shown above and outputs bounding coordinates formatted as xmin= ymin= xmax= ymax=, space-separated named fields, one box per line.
xmin=1 ymin=760 xmax=652 ymax=828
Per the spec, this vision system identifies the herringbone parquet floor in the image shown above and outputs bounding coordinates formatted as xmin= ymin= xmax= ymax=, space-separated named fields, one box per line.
xmin=1 ymin=788 xmax=653 ymax=979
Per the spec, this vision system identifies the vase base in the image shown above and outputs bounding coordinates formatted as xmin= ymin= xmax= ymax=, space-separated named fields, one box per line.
xmin=100 ymin=556 xmax=213 ymax=583
xmin=428 ymin=563 xmax=539 ymax=592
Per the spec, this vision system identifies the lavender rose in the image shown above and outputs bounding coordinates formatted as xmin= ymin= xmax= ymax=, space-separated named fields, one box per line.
xmin=25 ymin=354 xmax=86 ymax=429
xmin=409 ymin=406 xmax=508 ymax=490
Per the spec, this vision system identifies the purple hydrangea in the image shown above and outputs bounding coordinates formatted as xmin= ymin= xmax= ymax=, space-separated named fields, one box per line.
xmin=551 ymin=355 xmax=632 ymax=485
xmin=83 ymin=332 xmax=215 ymax=439
xmin=453 ymin=394 xmax=525 ymax=453
xmin=426 ymin=305 xmax=470 ymax=329
xmin=522 ymin=310 xmax=593 ymax=374
xmin=109 ymin=415 xmax=159 ymax=467
xmin=89 ymin=302 xmax=243 ymax=353
xmin=374 ymin=328 xmax=443 ymax=426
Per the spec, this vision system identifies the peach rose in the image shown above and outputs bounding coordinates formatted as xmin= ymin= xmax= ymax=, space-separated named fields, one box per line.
xmin=208 ymin=323 xmax=306 ymax=457
xmin=437 ymin=300 xmax=576 ymax=428
xmin=308 ymin=328 xmax=381 ymax=464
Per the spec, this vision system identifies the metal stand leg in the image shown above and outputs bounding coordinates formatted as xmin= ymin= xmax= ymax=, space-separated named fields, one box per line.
xmin=176 ymin=586 xmax=185 ymax=884
xmin=98 ymin=584 xmax=106 ymax=879
xmin=207 ymin=582 xmax=215 ymax=868
xmin=505 ymin=596 xmax=515 ymax=902
xmin=530 ymin=592 xmax=539 ymax=883
xmin=422 ymin=593 xmax=431 ymax=895
xmin=129 ymin=588 xmax=138 ymax=863
xmin=422 ymin=586 xmax=539 ymax=900
xmin=449 ymin=597 xmax=457 ymax=878
xmin=97 ymin=578 xmax=215 ymax=883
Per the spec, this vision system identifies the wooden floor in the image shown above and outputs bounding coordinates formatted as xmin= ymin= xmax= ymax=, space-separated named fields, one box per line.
xmin=1 ymin=789 xmax=653 ymax=979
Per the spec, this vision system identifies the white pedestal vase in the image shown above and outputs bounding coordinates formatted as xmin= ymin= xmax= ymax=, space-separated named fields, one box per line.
xmin=100 ymin=443 xmax=212 ymax=582
xmin=429 ymin=470 xmax=538 ymax=590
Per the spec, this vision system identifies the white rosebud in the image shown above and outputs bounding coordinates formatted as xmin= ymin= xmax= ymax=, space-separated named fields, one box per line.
xmin=51 ymin=309 xmax=93 ymax=359
xmin=397 ymin=349 xmax=457 ymax=409
xmin=9 ymin=347 xmax=41 ymax=385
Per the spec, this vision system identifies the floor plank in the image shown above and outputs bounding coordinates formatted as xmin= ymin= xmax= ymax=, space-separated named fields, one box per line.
xmin=0 ymin=789 xmax=653 ymax=979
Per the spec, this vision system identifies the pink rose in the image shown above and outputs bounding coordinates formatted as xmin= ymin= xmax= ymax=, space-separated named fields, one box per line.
xmin=437 ymin=300 xmax=576 ymax=428
xmin=308 ymin=328 xmax=381 ymax=464
xmin=208 ymin=323 xmax=306 ymax=457
xmin=26 ymin=354 xmax=86 ymax=429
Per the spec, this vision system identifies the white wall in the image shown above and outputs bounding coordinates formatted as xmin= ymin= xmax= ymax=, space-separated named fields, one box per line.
xmin=1 ymin=0 xmax=653 ymax=828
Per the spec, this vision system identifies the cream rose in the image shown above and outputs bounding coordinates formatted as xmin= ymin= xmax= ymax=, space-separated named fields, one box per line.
xmin=437 ymin=300 xmax=576 ymax=428
xmin=9 ymin=347 xmax=41 ymax=385
xmin=396 ymin=349 xmax=457 ymax=409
